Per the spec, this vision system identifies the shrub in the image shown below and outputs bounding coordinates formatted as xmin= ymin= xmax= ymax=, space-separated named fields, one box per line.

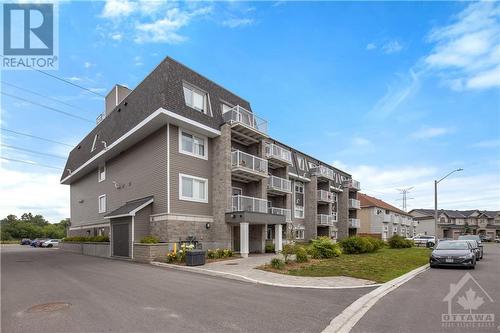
xmin=270 ymin=258 xmax=285 ymax=270
xmin=140 ymin=235 xmax=160 ymax=244
xmin=282 ymin=243 xmax=296 ymax=262
xmin=166 ymin=251 xmax=177 ymax=263
xmin=265 ymin=243 xmax=275 ymax=253
xmin=340 ymin=236 xmax=381 ymax=254
xmin=388 ymin=235 xmax=413 ymax=248
xmin=207 ymin=249 xmax=219 ymax=259
xmin=295 ymin=246 xmax=309 ymax=263
xmin=309 ymin=237 xmax=342 ymax=258
xmin=222 ymin=248 xmax=233 ymax=258
xmin=207 ymin=248 xmax=233 ymax=259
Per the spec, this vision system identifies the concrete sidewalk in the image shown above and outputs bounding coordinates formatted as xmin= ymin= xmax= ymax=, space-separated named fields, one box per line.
xmin=152 ymin=254 xmax=379 ymax=289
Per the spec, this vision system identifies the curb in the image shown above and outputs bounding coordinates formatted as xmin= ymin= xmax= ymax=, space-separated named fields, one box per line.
xmin=321 ymin=263 xmax=430 ymax=333
xmin=150 ymin=261 xmax=381 ymax=290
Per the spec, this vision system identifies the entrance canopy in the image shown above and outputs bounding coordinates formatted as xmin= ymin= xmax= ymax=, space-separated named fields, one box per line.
xmin=105 ymin=196 xmax=154 ymax=219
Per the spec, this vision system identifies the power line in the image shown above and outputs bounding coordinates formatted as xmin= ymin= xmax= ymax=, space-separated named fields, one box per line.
xmin=1 ymin=128 xmax=74 ymax=147
xmin=0 ymin=157 xmax=62 ymax=170
xmin=1 ymin=91 xmax=94 ymax=123
xmin=1 ymin=143 xmax=67 ymax=160
xmin=2 ymin=81 xmax=92 ymax=112
xmin=0 ymin=55 xmax=105 ymax=97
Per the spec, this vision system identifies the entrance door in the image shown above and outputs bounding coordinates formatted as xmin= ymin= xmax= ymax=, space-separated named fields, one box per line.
xmin=233 ymin=226 xmax=240 ymax=252
xmin=113 ymin=222 xmax=130 ymax=257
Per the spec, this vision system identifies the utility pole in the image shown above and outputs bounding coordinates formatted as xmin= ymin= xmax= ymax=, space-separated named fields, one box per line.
xmin=396 ymin=187 xmax=414 ymax=212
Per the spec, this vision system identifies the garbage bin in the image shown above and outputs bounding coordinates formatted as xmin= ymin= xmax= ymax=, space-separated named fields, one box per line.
xmin=186 ymin=250 xmax=206 ymax=266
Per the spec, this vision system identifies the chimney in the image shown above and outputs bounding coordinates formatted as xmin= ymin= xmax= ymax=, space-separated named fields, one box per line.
xmin=105 ymin=84 xmax=132 ymax=116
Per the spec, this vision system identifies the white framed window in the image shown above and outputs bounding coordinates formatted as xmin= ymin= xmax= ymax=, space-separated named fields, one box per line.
xmin=98 ymin=164 xmax=106 ymax=182
xmin=297 ymin=156 xmax=306 ymax=170
xmin=98 ymin=194 xmax=106 ymax=213
xmin=183 ymin=83 xmax=209 ymax=114
xmin=179 ymin=174 xmax=208 ymax=203
xmin=221 ymin=103 xmax=233 ymax=114
xmin=179 ymin=129 xmax=208 ymax=159
xmin=294 ymin=228 xmax=305 ymax=240
xmin=308 ymin=161 xmax=316 ymax=169
xmin=294 ymin=181 xmax=305 ymax=219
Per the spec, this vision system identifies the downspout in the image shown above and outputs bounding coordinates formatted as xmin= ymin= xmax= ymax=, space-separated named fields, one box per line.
xmin=131 ymin=216 xmax=135 ymax=259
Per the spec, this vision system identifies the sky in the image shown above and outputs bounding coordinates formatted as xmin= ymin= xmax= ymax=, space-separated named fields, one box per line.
xmin=1 ymin=1 xmax=499 ymax=223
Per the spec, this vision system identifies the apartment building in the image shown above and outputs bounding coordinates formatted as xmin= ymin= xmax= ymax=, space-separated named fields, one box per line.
xmin=61 ymin=57 xmax=361 ymax=259
xmin=358 ymin=193 xmax=416 ymax=240
xmin=409 ymin=209 xmax=500 ymax=239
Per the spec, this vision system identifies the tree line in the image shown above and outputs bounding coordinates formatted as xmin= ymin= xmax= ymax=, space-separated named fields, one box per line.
xmin=0 ymin=213 xmax=69 ymax=240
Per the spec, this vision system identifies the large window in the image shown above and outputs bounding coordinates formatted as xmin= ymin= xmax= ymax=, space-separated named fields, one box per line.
xmin=98 ymin=194 xmax=106 ymax=213
xmin=179 ymin=174 xmax=208 ymax=203
xmin=294 ymin=227 xmax=305 ymax=240
xmin=294 ymin=181 xmax=305 ymax=219
xmin=183 ymin=83 xmax=209 ymax=114
xmin=179 ymin=129 xmax=207 ymax=159
xmin=98 ymin=164 xmax=106 ymax=182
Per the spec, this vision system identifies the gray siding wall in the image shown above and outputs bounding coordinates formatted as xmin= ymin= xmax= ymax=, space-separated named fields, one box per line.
xmin=70 ymin=128 xmax=167 ymax=228
xmin=134 ymin=205 xmax=152 ymax=241
xmin=169 ymin=124 xmax=213 ymax=216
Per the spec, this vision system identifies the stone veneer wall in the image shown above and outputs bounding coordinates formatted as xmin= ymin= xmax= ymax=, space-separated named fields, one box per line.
xmin=304 ymin=176 xmax=318 ymax=240
xmin=337 ymin=187 xmax=349 ymax=240
xmin=133 ymin=243 xmax=172 ymax=263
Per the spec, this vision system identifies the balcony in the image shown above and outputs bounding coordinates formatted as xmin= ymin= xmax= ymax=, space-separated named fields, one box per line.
xmin=317 ymin=214 xmax=335 ymax=226
xmin=269 ymin=207 xmax=291 ymax=222
xmin=349 ymin=218 xmax=361 ymax=229
xmin=311 ymin=165 xmax=334 ymax=181
xmin=231 ymin=150 xmax=268 ymax=183
xmin=348 ymin=198 xmax=360 ymax=210
xmin=382 ymin=214 xmax=393 ymax=223
xmin=265 ymin=143 xmax=293 ymax=168
xmin=343 ymin=179 xmax=361 ymax=191
xmin=267 ymin=175 xmax=292 ymax=195
xmin=223 ymin=105 xmax=268 ymax=145
xmin=317 ymin=190 xmax=335 ymax=204
xmin=230 ymin=195 xmax=268 ymax=213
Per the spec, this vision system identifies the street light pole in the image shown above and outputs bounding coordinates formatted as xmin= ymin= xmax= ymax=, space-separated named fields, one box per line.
xmin=434 ymin=168 xmax=464 ymax=238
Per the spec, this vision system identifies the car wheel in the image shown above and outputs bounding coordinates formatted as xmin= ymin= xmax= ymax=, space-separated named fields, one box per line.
xmin=427 ymin=242 xmax=435 ymax=248
xmin=48 ymin=244 xmax=53 ymax=248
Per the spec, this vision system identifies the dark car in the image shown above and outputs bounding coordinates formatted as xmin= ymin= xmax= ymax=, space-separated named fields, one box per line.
xmin=20 ymin=239 xmax=31 ymax=245
xmin=30 ymin=239 xmax=47 ymax=247
xmin=480 ymin=235 xmax=492 ymax=242
xmin=461 ymin=239 xmax=481 ymax=261
xmin=430 ymin=240 xmax=476 ymax=269
xmin=458 ymin=235 xmax=483 ymax=259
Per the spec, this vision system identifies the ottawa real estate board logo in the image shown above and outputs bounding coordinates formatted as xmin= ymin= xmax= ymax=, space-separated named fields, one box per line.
xmin=2 ymin=3 xmax=58 ymax=70
xmin=442 ymin=273 xmax=496 ymax=329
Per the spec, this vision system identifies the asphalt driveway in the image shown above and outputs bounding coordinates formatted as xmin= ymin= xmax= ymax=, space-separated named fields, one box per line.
xmin=1 ymin=246 xmax=373 ymax=333
xmin=352 ymin=243 xmax=500 ymax=333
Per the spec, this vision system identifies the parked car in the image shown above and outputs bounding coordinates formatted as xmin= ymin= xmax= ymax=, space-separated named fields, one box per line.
xmin=458 ymin=235 xmax=483 ymax=259
xmin=30 ymin=239 xmax=47 ymax=247
xmin=479 ymin=235 xmax=492 ymax=242
xmin=41 ymin=239 xmax=60 ymax=248
xmin=20 ymin=239 xmax=32 ymax=245
xmin=412 ymin=235 xmax=436 ymax=247
xmin=495 ymin=237 xmax=500 ymax=243
xmin=460 ymin=239 xmax=481 ymax=261
xmin=430 ymin=240 xmax=476 ymax=269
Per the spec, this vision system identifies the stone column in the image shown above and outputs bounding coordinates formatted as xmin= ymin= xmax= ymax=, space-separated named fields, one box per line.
xmin=304 ymin=177 xmax=318 ymax=240
xmin=240 ymin=222 xmax=249 ymax=258
xmin=337 ymin=187 xmax=349 ymax=240
xmin=275 ymin=224 xmax=282 ymax=253
xmin=261 ymin=224 xmax=267 ymax=253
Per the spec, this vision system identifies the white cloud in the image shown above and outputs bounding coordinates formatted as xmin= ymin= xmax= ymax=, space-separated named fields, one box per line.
xmin=66 ymin=76 xmax=82 ymax=82
xmin=0 ymin=167 xmax=69 ymax=223
xmin=110 ymin=32 xmax=123 ymax=41
xmin=352 ymin=136 xmax=372 ymax=146
xmin=366 ymin=43 xmax=376 ymax=50
xmin=382 ymin=40 xmax=403 ymax=54
xmin=371 ymin=68 xmax=421 ymax=118
xmin=344 ymin=164 xmax=499 ymax=211
xmin=83 ymin=62 xmax=94 ymax=69
xmin=469 ymin=139 xmax=500 ymax=149
xmin=410 ymin=127 xmax=453 ymax=140
xmin=221 ymin=18 xmax=254 ymax=28
xmin=134 ymin=6 xmax=212 ymax=44
xmin=424 ymin=1 xmax=500 ymax=90
xmin=101 ymin=0 xmax=137 ymax=19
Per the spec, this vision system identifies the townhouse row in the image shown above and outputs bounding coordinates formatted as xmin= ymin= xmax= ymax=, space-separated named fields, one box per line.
xmin=62 ymin=57 xmax=361 ymax=259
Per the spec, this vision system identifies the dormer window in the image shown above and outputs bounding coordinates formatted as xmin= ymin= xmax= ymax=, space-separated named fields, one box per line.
xmin=297 ymin=156 xmax=306 ymax=170
xmin=183 ymin=83 xmax=209 ymax=114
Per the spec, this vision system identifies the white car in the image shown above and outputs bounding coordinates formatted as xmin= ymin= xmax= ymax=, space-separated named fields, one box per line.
xmin=412 ymin=235 xmax=436 ymax=247
xmin=41 ymin=239 xmax=60 ymax=248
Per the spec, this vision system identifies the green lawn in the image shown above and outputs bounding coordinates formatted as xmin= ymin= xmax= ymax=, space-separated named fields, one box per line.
xmin=281 ymin=247 xmax=431 ymax=283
